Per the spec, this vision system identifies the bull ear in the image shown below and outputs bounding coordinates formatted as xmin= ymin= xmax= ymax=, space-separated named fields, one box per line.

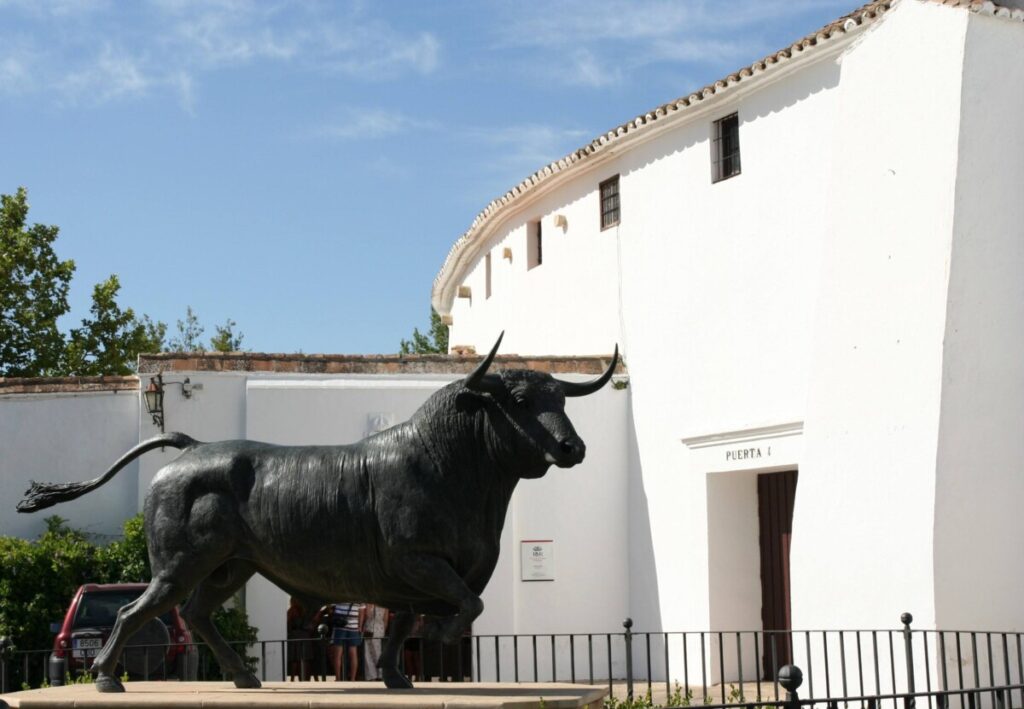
xmin=464 ymin=331 xmax=504 ymax=394
xmin=455 ymin=389 xmax=487 ymax=413
xmin=558 ymin=345 xmax=619 ymax=397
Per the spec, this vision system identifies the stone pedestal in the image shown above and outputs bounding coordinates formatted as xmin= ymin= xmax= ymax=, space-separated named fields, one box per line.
xmin=0 ymin=681 xmax=607 ymax=708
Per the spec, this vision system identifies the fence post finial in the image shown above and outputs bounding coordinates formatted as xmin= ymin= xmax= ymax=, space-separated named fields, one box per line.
xmin=779 ymin=664 xmax=803 ymax=709
xmin=902 ymin=612 xmax=916 ymax=709
xmin=623 ymin=618 xmax=634 ymax=702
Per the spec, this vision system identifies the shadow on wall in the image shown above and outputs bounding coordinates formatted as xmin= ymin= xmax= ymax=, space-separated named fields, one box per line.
xmin=627 ymin=396 xmax=662 ymax=633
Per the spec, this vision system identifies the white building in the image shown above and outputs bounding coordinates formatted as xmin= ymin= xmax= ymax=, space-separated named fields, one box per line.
xmin=430 ymin=0 xmax=1024 ymax=689
xmin=2 ymin=0 xmax=1023 ymax=693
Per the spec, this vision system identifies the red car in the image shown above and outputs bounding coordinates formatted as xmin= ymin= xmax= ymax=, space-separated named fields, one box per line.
xmin=49 ymin=583 xmax=198 ymax=685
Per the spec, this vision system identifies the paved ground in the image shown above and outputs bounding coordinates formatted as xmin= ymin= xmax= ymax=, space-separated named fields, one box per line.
xmin=605 ymin=680 xmax=784 ymax=706
xmin=0 ymin=681 xmax=607 ymax=709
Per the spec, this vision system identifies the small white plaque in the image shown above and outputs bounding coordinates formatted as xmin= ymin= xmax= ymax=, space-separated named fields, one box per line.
xmin=520 ymin=540 xmax=554 ymax=582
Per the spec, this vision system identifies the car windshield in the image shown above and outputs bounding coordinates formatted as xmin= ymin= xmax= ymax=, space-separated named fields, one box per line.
xmin=72 ymin=590 xmax=173 ymax=628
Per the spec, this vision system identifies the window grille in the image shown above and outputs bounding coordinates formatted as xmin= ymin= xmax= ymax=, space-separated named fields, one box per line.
xmin=713 ymin=113 xmax=741 ymax=182
xmin=528 ymin=220 xmax=543 ymax=269
xmin=600 ymin=176 xmax=620 ymax=229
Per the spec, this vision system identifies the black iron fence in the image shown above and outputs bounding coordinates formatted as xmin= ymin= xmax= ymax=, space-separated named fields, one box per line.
xmin=3 ymin=613 xmax=1024 ymax=709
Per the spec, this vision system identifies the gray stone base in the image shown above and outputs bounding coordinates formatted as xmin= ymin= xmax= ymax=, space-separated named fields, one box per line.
xmin=0 ymin=681 xmax=607 ymax=708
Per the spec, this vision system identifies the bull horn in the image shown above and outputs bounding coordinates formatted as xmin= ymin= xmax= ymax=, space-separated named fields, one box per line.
xmin=464 ymin=331 xmax=504 ymax=391
xmin=559 ymin=345 xmax=619 ymax=397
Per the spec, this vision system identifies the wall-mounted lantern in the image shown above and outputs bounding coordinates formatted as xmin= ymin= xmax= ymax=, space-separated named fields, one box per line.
xmin=143 ymin=372 xmax=192 ymax=432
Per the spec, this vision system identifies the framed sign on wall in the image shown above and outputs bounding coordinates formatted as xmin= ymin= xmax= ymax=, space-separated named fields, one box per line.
xmin=520 ymin=540 xmax=554 ymax=582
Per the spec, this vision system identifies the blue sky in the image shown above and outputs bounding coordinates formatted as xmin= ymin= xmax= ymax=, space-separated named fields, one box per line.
xmin=1 ymin=0 xmax=856 ymax=354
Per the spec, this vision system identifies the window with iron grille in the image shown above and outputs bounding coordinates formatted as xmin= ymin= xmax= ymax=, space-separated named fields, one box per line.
xmin=712 ymin=113 xmax=741 ymax=183
xmin=600 ymin=176 xmax=620 ymax=229
xmin=527 ymin=220 xmax=543 ymax=270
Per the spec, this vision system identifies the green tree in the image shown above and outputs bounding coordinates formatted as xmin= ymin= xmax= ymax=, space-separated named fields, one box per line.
xmin=0 ymin=514 xmax=260 ymax=688
xmin=399 ymin=308 xmax=449 ymax=354
xmin=0 ymin=188 xmax=76 ymax=376
xmin=209 ymin=318 xmax=245 ymax=353
xmin=98 ymin=513 xmax=151 ymax=583
xmin=64 ymin=276 xmax=167 ymax=376
xmin=1 ymin=187 xmax=170 ymax=376
xmin=167 ymin=305 xmax=204 ymax=352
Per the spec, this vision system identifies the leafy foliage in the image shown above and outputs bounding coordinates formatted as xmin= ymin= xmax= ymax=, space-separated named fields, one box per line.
xmin=201 ymin=606 xmax=259 ymax=678
xmin=0 ymin=187 xmax=167 ymax=376
xmin=64 ymin=276 xmax=167 ymax=376
xmin=399 ymin=308 xmax=449 ymax=354
xmin=166 ymin=307 xmax=247 ymax=353
xmin=0 ymin=188 xmax=75 ymax=376
xmin=0 ymin=188 xmax=249 ymax=373
xmin=0 ymin=515 xmax=258 ymax=667
xmin=167 ymin=305 xmax=205 ymax=352
xmin=209 ymin=318 xmax=245 ymax=353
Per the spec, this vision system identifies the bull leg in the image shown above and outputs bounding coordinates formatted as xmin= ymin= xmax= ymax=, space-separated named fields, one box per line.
xmin=180 ymin=560 xmax=259 ymax=689
xmin=91 ymin=576 xmax=187 ymax=692
xmin=379 ymin=611 xmax=416 ymax=689
xmin=394 ymin=554 xmax=484 ymax=644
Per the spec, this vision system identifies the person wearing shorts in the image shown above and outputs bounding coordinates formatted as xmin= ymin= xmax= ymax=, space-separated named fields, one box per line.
xmin=329 ymin=602 xmax=364 ymax=680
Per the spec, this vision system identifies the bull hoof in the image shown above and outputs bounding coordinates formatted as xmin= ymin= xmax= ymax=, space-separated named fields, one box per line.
xmin=95 ymin=674 xmax=125 ymax=693
xmin=233 ymin=671 xmax=261 ymax=689
xmin=382 ymin=667 xmax=413 ymax=689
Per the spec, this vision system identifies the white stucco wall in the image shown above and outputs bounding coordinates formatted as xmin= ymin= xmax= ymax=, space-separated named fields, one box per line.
xmin=793 ymin=0 xmax=966 ymax=633
xmin=446 ymin=183 xmax=623 ymax=357
xmin=0 ymin=391 xmax=140 ymax=540
xmin=931 ymin=8 xmax=1024 ymax=684
xmin=135 ymin=372 xmax=248 ymax=510
xmin=792 ymin=0 xmax=972 ymax=694
xmin=446 ymin=44 xmax=846 ymax=653
xmin=436 ymin=0 xmax=1024 ymax=689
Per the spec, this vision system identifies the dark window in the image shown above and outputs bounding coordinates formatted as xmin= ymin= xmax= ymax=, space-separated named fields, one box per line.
xmin=74 ymin=590 xmax=174 ymax=628
xmin=712 ymin=113 xmax=741 ymax=182
xmin=528 ymin=220 xmax=543 ymax=269
xmin=600 ymin=176 xmax=620 ymax=230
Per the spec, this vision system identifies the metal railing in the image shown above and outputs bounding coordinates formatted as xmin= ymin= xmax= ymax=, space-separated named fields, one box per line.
xmin=3 ymin=613 xmax=1023 ymax=709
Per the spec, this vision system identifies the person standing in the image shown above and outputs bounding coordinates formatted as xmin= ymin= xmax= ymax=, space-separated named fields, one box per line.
xmin=362 ymin=604 xmax=389 ymax=680
xmin=328 ymin=602 xmax=365 ymax=681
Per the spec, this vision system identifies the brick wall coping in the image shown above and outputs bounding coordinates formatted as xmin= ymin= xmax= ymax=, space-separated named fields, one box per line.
xmin=0 ymin=375 xmax=139 ymax=395
xmin=138 ymin=352 xmax=625 ymax=376
xmin=0 ymin=354 xmax=624 ymax=394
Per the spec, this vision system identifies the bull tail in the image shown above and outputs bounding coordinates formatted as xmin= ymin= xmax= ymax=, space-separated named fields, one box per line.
xmin=17 ymin=432 xmax=199 ymax=513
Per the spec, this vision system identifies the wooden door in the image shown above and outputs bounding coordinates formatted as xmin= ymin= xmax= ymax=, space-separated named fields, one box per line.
xmin=758 ymin=469 xmax=798 ymax=679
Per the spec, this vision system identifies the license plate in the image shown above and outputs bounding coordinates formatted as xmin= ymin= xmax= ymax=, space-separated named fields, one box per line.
xmin=72 ymin=649 xmax=98 ymax=658
xmin=74 ymin=638 xmax=102 ymax=649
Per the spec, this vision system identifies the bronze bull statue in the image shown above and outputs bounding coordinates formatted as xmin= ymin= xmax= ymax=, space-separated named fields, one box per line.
xmin=18 ymin=333 xmax=618 ymax=692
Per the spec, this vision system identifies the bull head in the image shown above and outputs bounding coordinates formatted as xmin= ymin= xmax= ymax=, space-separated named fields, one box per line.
xmin=460 ymin=332 xmax=619 ymax=472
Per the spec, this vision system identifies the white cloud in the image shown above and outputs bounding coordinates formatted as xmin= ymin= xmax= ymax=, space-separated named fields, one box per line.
xmin=366 ymin=156 xmax=412 ymax=180
xmin=309 ymin=108 xmax=434 ymax=141
xmin=562 ymin=49 xmax=622 ymax=88
xmin=0 ymin=1 xmax=443 ymax=109
xmin=171 ymin=70 xmax=195 ymax=115
xmin=491 ymin=0 xmax=854 ymax=88
xmin=58 ymin=44 xmax=150 ymax=103
xmin=0 ymin=53 xmax=30 ymax=92
xmin=472 ymin=123 xmax=590 ymax=173
xmin=319 ymin=25 xmax=440 ymax=78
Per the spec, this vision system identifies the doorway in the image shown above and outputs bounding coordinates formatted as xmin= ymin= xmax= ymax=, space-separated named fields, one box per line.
xmin=757 ymin=469 xmax=798 ymax=679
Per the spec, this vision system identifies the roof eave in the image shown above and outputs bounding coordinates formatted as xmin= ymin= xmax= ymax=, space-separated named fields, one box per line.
xmin=430 ymin=9 xmax=881 ymax=317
